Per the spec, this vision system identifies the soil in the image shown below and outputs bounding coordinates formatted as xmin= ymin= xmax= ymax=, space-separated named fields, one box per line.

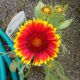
xmin=0 ymin=0 xmax=80 ymax=80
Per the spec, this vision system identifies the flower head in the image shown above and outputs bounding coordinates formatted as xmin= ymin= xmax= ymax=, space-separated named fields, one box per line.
xmin=41 ymin=6 xmax=52 ymax=15
xmin=14 ymin=19 xmax=61 ymax=66
xmin=55 ymin=5 xmax=63 ymax=14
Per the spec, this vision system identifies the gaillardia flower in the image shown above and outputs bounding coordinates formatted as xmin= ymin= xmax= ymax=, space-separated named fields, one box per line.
xmin=41 ymin=6 xmax=52 ymax=15
xmin=55 ymin=5 xmax=63 ymax=14
xmin=14 ymin=19 xmax=61 ymax=66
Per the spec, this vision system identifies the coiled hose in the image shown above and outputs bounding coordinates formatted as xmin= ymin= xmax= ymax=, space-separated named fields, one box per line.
xmin=0 ymin=28 xmax=18 ymax=80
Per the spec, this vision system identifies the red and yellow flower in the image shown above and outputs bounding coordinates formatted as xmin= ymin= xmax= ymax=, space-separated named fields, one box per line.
xmin=14 ymin=19 xmax=61 ymax=66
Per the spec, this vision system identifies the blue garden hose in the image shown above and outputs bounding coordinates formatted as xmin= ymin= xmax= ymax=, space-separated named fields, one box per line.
xmin=0 ymin=56 xmax=6 ymax=80
xmin=0 ymin=41 xmax=6 ymax=80
xmin=0 ymin=28 xmax=23 ymax=80
xmin=0 ymin=28 xmax=14 ymax=50
xmin=0 ymin=28 xmax=18 ymax=80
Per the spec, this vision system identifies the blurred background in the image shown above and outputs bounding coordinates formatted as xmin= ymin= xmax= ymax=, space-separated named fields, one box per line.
xmin=0 ymin=0 xmax=80 ymax=80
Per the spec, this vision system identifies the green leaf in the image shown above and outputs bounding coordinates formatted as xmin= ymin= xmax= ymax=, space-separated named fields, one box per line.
xmin=45 ymin=72 xmax=54 ymax=80
xmin=45 ymin=72 xmax=60 ymax=80
xmin=53 ymin=60 xmax=69 ymax=80
xmin=18 ymin=66 xmax=24 ymax=75
xmin=61 ymin=43 xmax=68 ymax=54
xmin=34 ymin=1 xmax=44 ymax=18
xmin=45 ymin=61 xmax=60 ymax=80
xmin=63 ymin=4 xmax=68 ymax=13
xmin=18 ymin=64 xmax=30 ymax=75
xmin=57 ymin=19 xmax=73 ymax=30
xmin=50 ymin=17 xmax=61 ymax=27
xmin=44 ymin=60 xmax=69 ymax=80
xmin=47 ymin=13 xmax=66 ymax=28
xmin=18 ymin=65 xmax=30 ymax=80
xmin=10 ymin=60 xmax=21 ymax=72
